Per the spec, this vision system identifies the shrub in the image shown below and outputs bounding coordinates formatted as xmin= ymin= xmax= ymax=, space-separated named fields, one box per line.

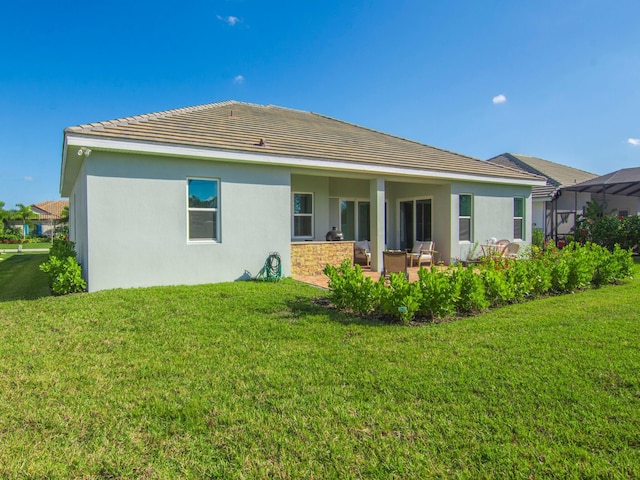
xmin=39 ymin=239 xmax=86 ymax=295
xmin=323 ymin=243 xmax=634 ymax=324
xmin=40 ymin=256 xmax=87 ymax=295
xmin=612 ymin=244 xmax=635 ymax=280
xmin=49 ymin=238 xmax=77 ymax=259
xmin=481 ymin=260 xmax=515 ymax=307
xmin=452 ymin=266 xmax=489 ymax=315
xmin=417 ymin=266 xmax=459 ymax=319
xmin=563 ymin=243 xmax=595 ymax=291
xmin=380 ymin=273 xmax=421 ymax=323
xmin=532 ymin=228 xmax=545 ymax=248
xmin=323 ymin=261 xmax=382 ymax=314
xmin=526 ymin=257 xmax=553 ymax=297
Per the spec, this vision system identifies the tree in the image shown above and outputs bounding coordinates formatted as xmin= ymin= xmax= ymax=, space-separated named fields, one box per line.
xmin=14 ymin=203 xmax=37 ymax=240
xmin=0 ymin=201 xmax=7 ymax=234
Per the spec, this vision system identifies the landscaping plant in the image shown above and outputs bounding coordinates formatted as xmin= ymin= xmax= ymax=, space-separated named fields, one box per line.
xmin=325 ymin=242 xmax=634 ymax=323
xmin=39 ymin=238 xmax=86 ymax=295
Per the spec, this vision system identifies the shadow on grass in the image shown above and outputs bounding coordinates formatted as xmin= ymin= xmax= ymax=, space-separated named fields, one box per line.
xmin=0 ymin=253 xmax=51 ymax=302
xmin=285 ymin=296 xmax=390 ymax=327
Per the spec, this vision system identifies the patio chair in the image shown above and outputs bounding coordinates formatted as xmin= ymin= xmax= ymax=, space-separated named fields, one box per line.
xmin=382 ymin=251 xmax=409 ymax=279
xmin=354 ymin=240 xmax=371 ymax=266
xmin=493 ymin=239 xmax=510 ymax=257
xmin=409 ymin=241 xmax=435 ymax=267
xmin=504 ymin=242 xmax=520 ymax=259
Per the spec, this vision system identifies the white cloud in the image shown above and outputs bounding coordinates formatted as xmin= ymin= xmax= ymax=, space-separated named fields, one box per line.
xmin=628 ymin=138 xmax=640 ymax=146
xmin=233 ymin=75 xmax=245 ymax=84
xmin=24 ymin=176 xmax=33 ymax=182
xmin=217 ymin=15 xmax=240 ymax=26
xmin=492 ymin=94 xmax=507 ymax=104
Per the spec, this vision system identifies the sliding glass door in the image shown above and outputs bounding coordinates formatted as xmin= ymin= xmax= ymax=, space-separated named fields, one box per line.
xmin=340 ymin=200 xmax=371 ymax=241
xmin=400 ymin=198 xmax=432 ymax=250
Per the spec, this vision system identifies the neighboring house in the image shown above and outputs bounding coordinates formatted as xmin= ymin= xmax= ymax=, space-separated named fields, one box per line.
xmin=31 ymin=200 xmax=69 ymax=237
xmin=487 ymin=153 xmax=597 ymax=240
xmin=562 ymin=167 xmax=640 ymax=217
xmin=60 ymin=101 xmax=544 ymax=292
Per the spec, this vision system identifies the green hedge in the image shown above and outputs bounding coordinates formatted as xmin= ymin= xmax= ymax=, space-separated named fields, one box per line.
xmin=324 ymin=242 xmax=634 ymax=324
xmin=39 ymin=239 xmax=86 ymax=295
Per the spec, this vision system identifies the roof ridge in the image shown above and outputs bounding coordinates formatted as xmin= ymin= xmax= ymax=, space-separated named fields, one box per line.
xmin=510 ymin=152 xmax=596 ymax=176
xmin=67 ymin=100 xmax=247 ymax=132
xmin=503 ymin=153 xmax=558 ymax=185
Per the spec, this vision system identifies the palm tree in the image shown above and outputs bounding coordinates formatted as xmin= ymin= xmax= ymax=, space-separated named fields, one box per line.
xmin=14 ymin=203 xmax=37 ymax=240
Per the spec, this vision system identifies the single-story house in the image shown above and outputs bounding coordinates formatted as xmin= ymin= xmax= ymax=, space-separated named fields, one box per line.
xmin=31 ymin=200 xmax=69 ymax=237
xmin=487 ymin=153 xmax=596 ymax=241
xmin=60 ymin=101 xmax=545 ymax=292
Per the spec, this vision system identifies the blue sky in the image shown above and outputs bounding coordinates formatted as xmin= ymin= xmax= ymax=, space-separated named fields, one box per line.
xmin=1 ymin=0 xmax=639 ymax=209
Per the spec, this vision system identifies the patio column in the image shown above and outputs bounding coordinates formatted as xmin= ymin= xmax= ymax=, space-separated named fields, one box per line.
xmin=369 ymin=178 xmax=385 ymax=272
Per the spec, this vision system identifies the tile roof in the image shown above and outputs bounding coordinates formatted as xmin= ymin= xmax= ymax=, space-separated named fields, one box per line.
xmin=31 ymin=200 xmax=69 ymax=220
xmin=66 ymin=101 xmax=540 ymax=182
xmin=487 ymin=153 xmax=597 ymax=198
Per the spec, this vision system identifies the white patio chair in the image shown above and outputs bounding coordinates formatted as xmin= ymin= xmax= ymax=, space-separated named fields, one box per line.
xmin=409 ymin=241 xmax=435 ymax=267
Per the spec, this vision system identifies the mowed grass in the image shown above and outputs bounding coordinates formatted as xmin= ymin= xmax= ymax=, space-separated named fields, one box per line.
xmin=0 ymin=270 xmax=639 ymax=477
xmin=0 ymin=242 xmax=51 ymax=250
xmin=0 ymin=252 xmax=50 ymax=301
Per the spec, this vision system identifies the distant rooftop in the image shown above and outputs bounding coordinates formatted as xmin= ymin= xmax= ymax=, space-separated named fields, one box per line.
xmin=31 ymin=200 xmax=68 ymax=220
xmin=487 ymin=153 xmax=597 ymax=199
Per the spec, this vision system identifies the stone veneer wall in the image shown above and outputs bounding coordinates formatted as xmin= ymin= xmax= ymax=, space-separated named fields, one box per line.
xmin=291 ymin=241 xmax=354 ymax=276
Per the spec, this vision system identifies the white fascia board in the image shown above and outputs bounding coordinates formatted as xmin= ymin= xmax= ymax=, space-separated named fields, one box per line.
xmin=65 ymin=134 xmax=546 ymax=187
xmin=60 ymin=137 xmax=68 ymax=194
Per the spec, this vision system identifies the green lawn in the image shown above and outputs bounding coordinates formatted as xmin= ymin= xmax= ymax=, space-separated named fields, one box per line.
xmin=0 ymin=268 xmax=639 ymax=477
xmin=0 ymin=242 xmax=51 ymax=250
xmin=0 ymin=252 xmax=50 ymax=301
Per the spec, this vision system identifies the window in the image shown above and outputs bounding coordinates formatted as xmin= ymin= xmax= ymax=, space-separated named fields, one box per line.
xmin=513 ymin=197 xmax=524 ymax=240
xmin=188 ymin=178 xmax=219 ymax=241
xmin=293 ymin=193 xmax=313 ymax=238
xmin=459 ymin=194 xmax=472 ymax=241
xmin=399 ymin=198 xmax=432 ymax=250
xmin=357 ymin=202 xmax=370 ymax=241
xmin=340 ymin=200 xmax=370 ymax=241
xmin=415 ymin=199 xmax=432 ymax=242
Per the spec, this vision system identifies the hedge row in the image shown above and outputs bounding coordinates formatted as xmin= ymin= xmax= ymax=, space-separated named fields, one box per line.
xmin=323 ymin=242 xmax=634 ymax=323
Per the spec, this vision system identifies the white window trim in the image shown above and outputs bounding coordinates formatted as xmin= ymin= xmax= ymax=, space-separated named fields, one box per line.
xmin=458 ymin=193 xmax=473 ymax=243
xmin=514 ymin=197 xmax=525 ymax=241
xmin=292 ymin=192 xmax=314 ymax=240
xmin=187 ymin=177 xmax=220 ymax=244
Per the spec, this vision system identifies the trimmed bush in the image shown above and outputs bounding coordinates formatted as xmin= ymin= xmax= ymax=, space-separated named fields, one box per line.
xmin=324 ymin=242 xmax=634 ymax=324
xmin=417 ymin=266 xmax=459 ymax=319
xmin=39 ymin=239 xmax=86 ymax=295
xmin=323 ymin=261 xmax=383 ymax=315
xmin=380 ymin=273 xmax=421 ymax=323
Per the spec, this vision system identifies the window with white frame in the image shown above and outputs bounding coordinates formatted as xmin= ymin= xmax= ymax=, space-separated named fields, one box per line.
xmin=188 ymin=178 xmax=219 ymax=241
xmin=293 ymin=193 xmax=313 ymax=238
xmin=513 ymin=197 xmax=524 ymax=240
xmin=459 ymin=194 xmax=472 ymax=241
